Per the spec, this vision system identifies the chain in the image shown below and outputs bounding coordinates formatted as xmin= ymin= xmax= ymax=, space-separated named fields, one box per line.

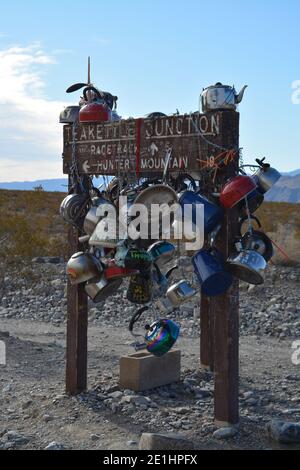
xmin=69 ymin=120 xmax=81 ymax=191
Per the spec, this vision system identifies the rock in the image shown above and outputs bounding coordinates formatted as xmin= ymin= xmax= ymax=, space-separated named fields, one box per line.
xmin=4 ymin=431 xmax=30 ymax=445
xmin=213 ymin=427 xmax=238 ymax=439
xmin=32 ymin=257 xmax=46 ymax=264
xmin=127 ymin=440 xmax=138 ymax=446
xmin=44 ymin=441 xmax=66 ymax=450
xmin=139 ymin=433 xmax=194 ymax=450
xmin=21 ymin=400 xmax=33 ymax=410
xmin=267 ymin=420 xmax=300 ymax=444
xmin=2 ymin=384 xmax=13 ymax=394
xmin=108 ymin=391 xmax=123 ymax=399
xmin=90 ymin=434 xmax=101 ymax=441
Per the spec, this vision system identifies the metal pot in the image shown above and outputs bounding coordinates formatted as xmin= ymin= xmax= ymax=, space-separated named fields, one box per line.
xmin=83 ymin=196 xmax=115 ymax=236
xmin=241 ymin=230 xmax=274 ymax=262
xmin=88 ymin=212 xmax=118 ymax=248
xmin=253 ymin=166 xmax=281 ymax=193
xmin=79 ymin=86 xmax=112 ymax=123
xmin=226 ymin=249 xmax=266 ymax=285
xmin=220 ymin=175 xmax=257 ymax=209
xmin=85 ymin=275 xmax=122 ymax=303
xmin=178 ymin=190 xmax=224 ymax=235
xmin=66 ymin=252 xmax=102 ymax=285
xmin=60 ymin=193 xmax=90 ymax=227
xmin=147 ymin=241 xmax=176 ymax=268
xmin=104 ymin=261 xmax=139 ymax=280
xmin=128 ymin=307 xmax=180 ymax=357
xmin=59 ymin=105 xmax=80 ymax=124
xmin=133 ymin=184 xmax=178 ymax=235
xmin=145 ymin=319 xmax=180 ymax=357
xmin=166 ymin=280 xmax=198 ymax=308
xmin=201 ymin=83 xmax=247 ymax=113
xmin=192 ymin=249 xmax=233 ymax=297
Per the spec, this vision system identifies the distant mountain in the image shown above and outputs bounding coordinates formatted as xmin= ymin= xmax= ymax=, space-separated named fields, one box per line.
xmin=282 ymin=169 xmax=300 ymax=177
xmin=0 ymin=178 xmax=68 ymax=192
xmin=265 ymin=173 xmax=300 ymax=203
xmin=0 ymin=171 xmax=299 ymax=202
xmin=0 ymin=177 xmax=110 ymax=192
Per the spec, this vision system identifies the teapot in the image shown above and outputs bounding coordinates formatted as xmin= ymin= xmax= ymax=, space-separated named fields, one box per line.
xmin=201 ymin=82 xmax=247 ymax=113
xmin=129 ymin=306 xmax=180 ymax=357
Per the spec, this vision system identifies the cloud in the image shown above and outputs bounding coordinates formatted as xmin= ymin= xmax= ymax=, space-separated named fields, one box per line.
xmin=0 ymin=44 xmax=69 ymax=181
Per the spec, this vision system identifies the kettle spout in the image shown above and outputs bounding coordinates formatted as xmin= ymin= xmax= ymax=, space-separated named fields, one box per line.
xmin=235 ymin=85 xmax=248 ymax=104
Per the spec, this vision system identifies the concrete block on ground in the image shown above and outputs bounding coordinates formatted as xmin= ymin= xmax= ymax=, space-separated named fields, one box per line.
xmin=120 ymin=349 xmax=181 ymax=392
xmin=139 ymin=433 xmax=194 ymax=450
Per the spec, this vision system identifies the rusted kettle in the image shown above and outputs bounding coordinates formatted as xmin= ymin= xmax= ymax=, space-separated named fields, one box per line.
xmin=201 ymin=82 xmax=247 ymax=112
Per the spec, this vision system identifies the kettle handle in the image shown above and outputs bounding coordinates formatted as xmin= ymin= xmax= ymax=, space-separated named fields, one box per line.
xmin=238 ymin=215 xmax=261 ymax=237
xmin=83 ymin=86 xmax=105 ymax=102
xmin=129 ymin=306 xmax=149 ymax=333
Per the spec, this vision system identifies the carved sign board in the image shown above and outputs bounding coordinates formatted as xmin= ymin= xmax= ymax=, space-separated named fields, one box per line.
xmin=62 ymin=112 xmax=229 ymax=177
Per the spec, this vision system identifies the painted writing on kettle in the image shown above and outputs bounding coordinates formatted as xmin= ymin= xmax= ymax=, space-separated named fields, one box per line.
xmin=63 ymin=113 xmax=224 ymax=176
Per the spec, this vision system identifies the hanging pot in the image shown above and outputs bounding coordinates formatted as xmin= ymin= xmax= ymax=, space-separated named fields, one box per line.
xmin=133 ymin=184 xmax=178 ymax=237
xmin=60 ymin=193 xmax=90 ymax=228
xmin=88 ymin=211 xmax=118 ymax=249
xmin=253 ymin=159 xmax=281 ymax=193
xmin=178 ymin=190 xmax=224 ymax=235
xmin=166 ymin=280 xmax=198 ymax=308
xmin=147 ymin=241 xmax=176 ymax=268
xmin=192 ymin=249 xmax=233 ymax=297
xmin=66 ymin=252 xmax=102 ymax=285
xmin=129 ymin=307 xmax=180 ymax=357
xmin=226 ymin=249 xmax=266 ymax=285
xmin=145 ymin=319 xmax=180 ymax=357
xmin=241 ymin=231 xmax=274 ymax=262
xmin=104 ymin=261 xmax=139 ymax=280
xmin=219 ymin=175 xmax=257 ymax=209
xmin=85 ymin=275 xmax=122 ymax=303
xmin=59 ymin=105 xmax=80 ymax=124
xmin=83 ymin=196 xmax=115 ymax=236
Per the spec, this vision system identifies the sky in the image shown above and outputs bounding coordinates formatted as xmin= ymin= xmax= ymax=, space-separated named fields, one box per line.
xmin=0 ymin=0 xmax=299 ymax=181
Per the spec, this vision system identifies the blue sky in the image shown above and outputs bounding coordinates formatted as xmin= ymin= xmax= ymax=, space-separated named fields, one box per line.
xmin=0 ymin=0 xmax=299 ymax=181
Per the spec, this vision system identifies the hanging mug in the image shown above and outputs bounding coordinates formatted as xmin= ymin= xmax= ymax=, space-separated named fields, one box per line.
xmin=192 ymin=249 xmax=233 ymax=297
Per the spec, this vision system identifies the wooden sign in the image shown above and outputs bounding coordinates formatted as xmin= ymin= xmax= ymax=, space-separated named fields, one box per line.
xmin=62 ymin=112 xmax=231 ymax=177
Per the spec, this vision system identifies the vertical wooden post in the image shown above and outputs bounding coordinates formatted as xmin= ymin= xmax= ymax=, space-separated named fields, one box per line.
xmin=200 ymin=294 xmax=213 ymax=370
xmin=66 ymin=181 xmax=88 ymax=395
xmin=213 ymin=111 xmax=240 ymax=425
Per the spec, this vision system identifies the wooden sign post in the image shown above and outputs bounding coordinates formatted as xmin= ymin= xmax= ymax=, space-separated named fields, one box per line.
xmin=63 ymin=110 xmax=240 ymax=425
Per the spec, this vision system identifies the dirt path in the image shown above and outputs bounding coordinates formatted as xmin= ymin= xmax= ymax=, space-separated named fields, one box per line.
xmin=1 ymin=318 xmax=299 ymax=450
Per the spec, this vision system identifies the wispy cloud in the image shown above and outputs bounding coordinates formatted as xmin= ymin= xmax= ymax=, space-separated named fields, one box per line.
xmin=0 ymin=43 xmax=69 ymax=181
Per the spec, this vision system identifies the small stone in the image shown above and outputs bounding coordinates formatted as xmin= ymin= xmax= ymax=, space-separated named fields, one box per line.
xmin=267 ymin=420 xmax=300 ymax=444
xmin=108 ymin=391 xmax=123 ymax=399
xmin=44 ymin=441 xmax=66 ymax=450
xmin=213 ymin=427 xmax=238 ymax=439
xmin=21 ymin=400 xmax=33 ymax=410
xmin=90 ymin=434 xmax=101 ymax=441
xmin=139 ymin=433 xmax=194 ymax=450
xmin=127 ymin=440 xmax=138 ymax=446
xmin=4 ymin=431 xmax=30 ymax=445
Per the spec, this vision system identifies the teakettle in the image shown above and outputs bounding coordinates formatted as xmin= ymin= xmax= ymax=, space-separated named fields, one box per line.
xmin=129 ymin=306 xmax=180 ymax=357
xmin=201 ymin=83 xmax=247 ymax=113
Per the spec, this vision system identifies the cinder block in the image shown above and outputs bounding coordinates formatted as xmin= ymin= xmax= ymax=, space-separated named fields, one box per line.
xmin=139 ymin=433 xmax=194 ymax=450
xmin=120 ymin=349 xmax=181 ymax=392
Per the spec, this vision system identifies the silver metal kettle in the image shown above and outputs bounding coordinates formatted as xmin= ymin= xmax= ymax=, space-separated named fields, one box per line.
xmin=201 ymin=82 xmax=247 ymax=113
